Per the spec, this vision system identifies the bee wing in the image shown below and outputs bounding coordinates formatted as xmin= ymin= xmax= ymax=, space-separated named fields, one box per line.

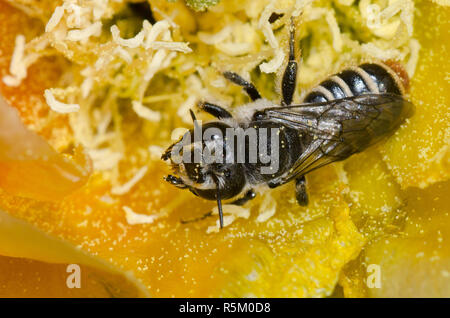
xmin=262 ymin=93 xmax=413 ymax=184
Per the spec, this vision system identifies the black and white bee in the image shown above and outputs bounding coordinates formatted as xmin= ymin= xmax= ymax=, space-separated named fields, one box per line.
xmin=162 ymin=21 xmax=414 ymax=229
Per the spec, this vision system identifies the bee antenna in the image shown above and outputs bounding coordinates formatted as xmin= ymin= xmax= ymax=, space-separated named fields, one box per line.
xmin=189 ymin=108 xmax=197 ymax=121
xmin=189 ymin=109 xmax=201 ymax=132
xmin=212 ymin=174 xmax=224 ymax=229
xmin=216 ymin=187 xmax=224 ymax=229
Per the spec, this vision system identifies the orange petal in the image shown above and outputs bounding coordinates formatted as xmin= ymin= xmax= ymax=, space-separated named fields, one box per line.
xmin=0 ymin=96 xmax=92 ymax=201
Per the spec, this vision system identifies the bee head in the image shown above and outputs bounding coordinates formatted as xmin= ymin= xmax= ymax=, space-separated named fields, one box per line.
xmin=162 ymin=121 xmax=245 ymax=199
xmin=162 ymin=117 xmax=246 ymax=228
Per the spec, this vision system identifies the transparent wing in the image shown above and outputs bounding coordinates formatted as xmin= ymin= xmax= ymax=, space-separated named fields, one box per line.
xmin=261 ymin=93 xmax=413 ymax=185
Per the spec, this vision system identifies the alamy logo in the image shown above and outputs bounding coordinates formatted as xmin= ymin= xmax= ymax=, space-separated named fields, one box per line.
xmin=66 ymin=264 xmax=81 ymax=289
xmin=366 ymin=264 xmax=381 ymax=289
xmin=170 ymin=120 xmax=280 ymax=175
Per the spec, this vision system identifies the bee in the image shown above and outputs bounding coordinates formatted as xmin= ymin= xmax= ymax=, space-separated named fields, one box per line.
xmin=162 ymin=21 xmax=414 ymax=229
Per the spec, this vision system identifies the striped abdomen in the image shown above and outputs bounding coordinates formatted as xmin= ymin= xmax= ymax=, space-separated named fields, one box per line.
xmin=302 ymin=63 xmax=403 ymax=103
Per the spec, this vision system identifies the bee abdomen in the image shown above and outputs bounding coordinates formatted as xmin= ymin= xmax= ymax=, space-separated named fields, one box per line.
xmin=303 ymin=63 xmax=403 ymax=103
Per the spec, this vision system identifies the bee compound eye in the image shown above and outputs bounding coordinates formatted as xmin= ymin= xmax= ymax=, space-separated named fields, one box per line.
xmin=197 ymin=172 xmax=206 ymax=183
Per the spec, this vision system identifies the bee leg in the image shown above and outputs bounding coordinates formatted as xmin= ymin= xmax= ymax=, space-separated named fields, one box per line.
xmin=223 ymin=71 xmax=262 ymax=101
xmin=180 ymin=211 xmax=213 ymax=225
xmin=164 ymin=175 xmax=188 ymax=189
xmin=268 ymin=180 xmax=281 ymax=188
xmin=161 ymin=146 xmax=173 ymax=161
xmin=198 ymin=101 xmax=233 ymax=119
xmin=230 ymin=189 xmax=256 ymax=206
xmin=281 ymin=18 xmax=298 ymax=106
xmin=295 ymin=175 xmax=309 ymax=206
xmin=180 ymin=190 xmax=256 ymax=226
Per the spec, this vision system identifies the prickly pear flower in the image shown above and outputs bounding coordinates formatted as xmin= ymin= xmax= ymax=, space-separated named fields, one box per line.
xmin=0 ymin=0 xmax=448 ymax=297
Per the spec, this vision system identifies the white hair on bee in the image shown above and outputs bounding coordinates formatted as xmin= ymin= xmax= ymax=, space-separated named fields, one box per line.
xmin=179 ymin=169 xmax=216 ymax=190
xmin=232 ymin=98 xmax=274 ymax=123
xmin=214 ymin=175 xmax=227 ymax=189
